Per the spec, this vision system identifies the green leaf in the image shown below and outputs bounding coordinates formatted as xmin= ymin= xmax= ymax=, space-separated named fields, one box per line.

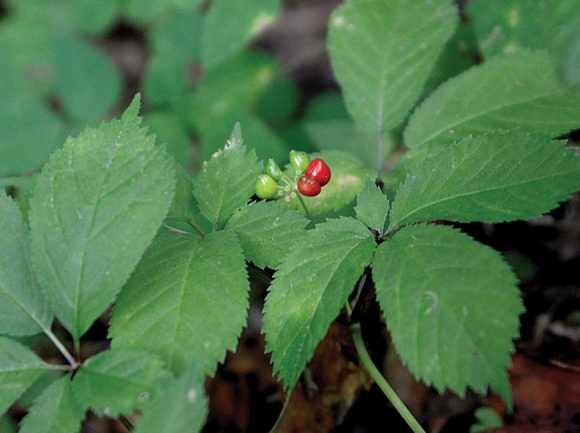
xmin=305 ymin=121 xmax=395 ymax=170
xmin=372 ymin=224 xmax=523 ymax=409
xmin=468 ymin=0 xmax=580 ymax=60
xmin=201 ymin=0 xmax=281 ymax=68
xmin=404 ymin=51 xmax=580 ymax=149
xmin=29 ymin=96 xmax=176 ymax=341
xmin=225 ymin=201 xmax=308 ymax=269
xmin=354 ymin=176 xmax=389 ymax=233
xmin=0 ymin=97 xmax=62 ymax=177
xmin=122 ymin=0 xmax=194 ymax=24
xmin=255 ymin=74 xmax=298 ymax=123
xmin=64 ymin=0 xmax=119 ymax=34
xmin=327 ymin=0 xmax=457 ymax=131
xmin=551 ymin=14 xmax=580 ymax=90
xmin=19 ymin=375 xmax=85 ymax=433
xmin=110 ymin=229 xmax=249 ymax=377
xmin=0 ymin=191 xmax=52 ymax=336
xmin=143 ymin=112 xmax=193 ymax=168
xmin=469 ymin=407 xmax=503 ymax=433
xmin=263 ymin=218 xmax=376 ymax=391
xmin=164 ymin=164 xmax=212 ymax=235
xmin=186 ymin=51 xmax=281 ymax=133
xmin=199 ymin=110 xmax=289 ymax=163
xmin=193 ymin=123 xmax=262 ymax=229
xmin=303 ymin=92 xmax=350 ymax=122
xmin=54 ymin=31 xmax=121 ymax=120
xmin=0 ymin=415 xmax=15 ymax=433
xmin=0 ymin=337 xmax=52 ymax=416
xmin=133 ymin=363 xmax=207 ymax=433
xmin=390 ymin=130 xmax=580 ymax=228
xmin=144 ymin=10 xmax=203 ymax=107
xmin=422 ymin=21 xmax=481 ymax=96
xmin=72 ymin=348 xmax=168 ymax=417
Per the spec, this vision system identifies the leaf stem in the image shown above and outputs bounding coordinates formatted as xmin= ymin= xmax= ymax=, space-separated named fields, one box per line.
xmin=349 ymin=321 xmax=426 ymax=433
xmin=280 ymin=174 xmax=314 ymax=222
xmin=42 ymin=326 xmax=77 ymax=368
xmin=119 ymin=414 xmax=134 ymax=431
xmin=187 ymin=219 xmax=206 ymax=238
xmin=269 ymin=389 xmax=292 ymax=432
xmin=296 ymin=193 xmax=313 ymax=221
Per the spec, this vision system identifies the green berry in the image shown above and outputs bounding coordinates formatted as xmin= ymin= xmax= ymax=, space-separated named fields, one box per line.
xmin=266 ymin=158 xmax=284 ymax=181
xmin=289 ymin=150 xmax=310 ymax=174
xmin=255 ymin=174 xmax=277 ymax=199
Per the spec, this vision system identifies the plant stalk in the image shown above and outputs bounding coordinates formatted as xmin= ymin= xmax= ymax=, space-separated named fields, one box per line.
xmin=269 ymin=389 xmax=292 ymax=432
xmin=42 ymin=326 xmax=77 ymax=367
xmin=296 ymin=193 xmax=313 ymax=221
xmin=119 ymin=414 xmax=134 ymax=431
xmin=350 ymin=322 xmax=426 ymax=433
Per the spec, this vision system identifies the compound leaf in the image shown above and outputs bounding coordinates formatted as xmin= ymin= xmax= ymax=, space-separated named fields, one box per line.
xmin=201 ymin=0 xmax=281 ymax=68
xmin=193 ymin=123 xmax=262 ymax=230
xmin=390 ymin=130 xmax=580 ymax=228
xmin=355 ymin=176 xmax=390 ymax=233
xmin=29 ymin=96 xmax=175 ymax=342
xmin=72 ymin=348 xmax=168 ymax=417
xmin=263 ymin=218 xmax=376 ymax=392
xmin=0 ymin=191 xmax=52 ymax=336
xmin=404 ymin=51 xmax=580 ymax=149
xmin=328 ymin=0 xmax=457 ymax=131
xmin=19 ymin=375 xmax=85 ymax=433
xmin=372 ymin=224 xmax=523 ymax=409
xmin=225 ymin=201 xmax=309 ymax=269
xmin=0 ymin=337 xmax=53 ymax=416
xmin=134 ymin=363 xmax=208 ymax=433
xmin=110 ymin=229 xmax=248 ymax=377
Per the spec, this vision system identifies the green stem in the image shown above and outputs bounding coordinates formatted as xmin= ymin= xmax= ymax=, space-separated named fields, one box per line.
xmin=269 ymin=389 xmax=292 ymax=432
xmin=349 ymin=322 xmax=426 ymax=433
xmin=280 ymin=174 xmax=314 ymax=222
xmin=296 ymin=193 xmax=313 ymax=221
xmin=73 ymin=337 xmax=81 ymax=362
xmin=42 ymin=326 xmax=77 ymax=368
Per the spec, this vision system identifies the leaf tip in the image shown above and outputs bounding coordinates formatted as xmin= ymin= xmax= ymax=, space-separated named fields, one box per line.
xmin=226 ymin=122 xmax=243 ymax=149
xmin=122 ymin=93 xmax=142 ymax=121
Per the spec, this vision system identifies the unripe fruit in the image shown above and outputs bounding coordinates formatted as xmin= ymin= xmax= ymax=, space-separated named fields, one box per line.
xmin=266 ymin=158 xmax=284 ymax=181
xmin=297 ymin=175 xmax=321 ymax=197
xmin=289 ymin=150 xmax=310 ymax=174
xmin=255 ymin=174 xmax=277 ymax=199
xmin=305 ymin=158 xmax=331 ymax=186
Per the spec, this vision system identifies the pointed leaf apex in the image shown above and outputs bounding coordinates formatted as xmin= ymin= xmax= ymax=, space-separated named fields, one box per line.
xmin=122 ymin=93 xmax=142 ymax=120
xmin=226 ymin=122 xmax=243 ymax=149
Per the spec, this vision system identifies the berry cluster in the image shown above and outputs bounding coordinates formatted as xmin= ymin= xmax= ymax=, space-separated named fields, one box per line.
xmin=254 ymin=151 xmax=332 ymax=200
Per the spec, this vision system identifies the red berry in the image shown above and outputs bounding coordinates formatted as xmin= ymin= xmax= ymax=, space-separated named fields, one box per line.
xmin=305 ymin=158 xmax=331 ymax=186
xmin=297 ymin=175 xmax=321 ymax=197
